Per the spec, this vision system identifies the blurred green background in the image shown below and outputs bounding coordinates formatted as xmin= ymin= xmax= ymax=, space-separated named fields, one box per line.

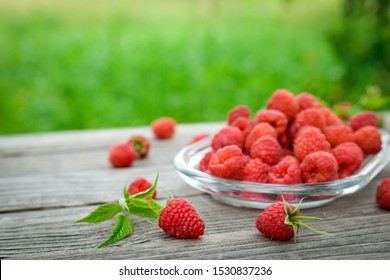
xmin=0 ymin=0 xmax=389 ymax=134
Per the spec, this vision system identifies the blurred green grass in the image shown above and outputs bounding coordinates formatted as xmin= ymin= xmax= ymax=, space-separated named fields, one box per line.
xmin=0 ymin=0 xmax=344 ymax=134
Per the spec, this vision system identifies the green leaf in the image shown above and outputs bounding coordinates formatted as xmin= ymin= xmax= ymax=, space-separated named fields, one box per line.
xmin=75 ymin=203 xmax=123 ymax=224
xmin=128 ymin=206 xmax=160 ymax=219
xmin=123 ymin=185 xmax=130 ymax=204
xmin=98 ymin=215 xmax=133 ymax=248
xmin=133 ymin=173 xmax=159 ymax=199
xmin=126 ymin=197 xmax=163 ymax=219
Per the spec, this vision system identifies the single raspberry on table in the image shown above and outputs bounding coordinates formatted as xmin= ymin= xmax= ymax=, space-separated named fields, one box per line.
xmin=244 ymin=123 xmax=277 ymax=153
xmin=240 ymin=158 xmax=270 ymax=183
xmin=268 ymin=156 xmax=302 ymax=184
xmin=254 ymin=109 xmax=288 ymax=135
xmin=300 ymin=151 xmax=339 ymax=183
xmin=227 ymin=105 xmax=251 ymax=125
xmin=376 ymin=178 xmax=390 ymax=210
xmin=209 ymin=145 xmax=247 ymax=179
xmin=293 ymin=126 xmax=331 ymax=162
xmin=331 ymin=142 xmax=363 ymax=179
xmin=158 ymin=198 xmax=205 ymax=239
xmin=353 ymin=125 xmax=382 ymax=154
xmin=211 ymin=126 xmax=244 ymax=151
xmin=266 ymin=89 xmax=299 ymax=120
xmin=349 ymin=111 xmax=378 ymax=131
xmin=323 ymin=125 xmax=354 ymax=147
xmin=151 ymin=117 xmax=176 ymax=139
xmin=296 ymin=92 xmax=322 ymax=111
xmin=108 ymin=143 xmax=137 ymax=168
xmin=250 ymin=136 xmax=283 ymax=166
xmin=128 ymin=134 xmax=151 ymax=159
xmin=127 ymin=177 xmax=157 ymax=199
xmin=255 ymin=198 xmax=334 ymax=241
xmin=295 ymin=108 xmax=326 ymax=132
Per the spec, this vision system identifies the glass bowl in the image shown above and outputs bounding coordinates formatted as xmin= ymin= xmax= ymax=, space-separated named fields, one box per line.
xmin=173 ymin=130 xmax=390 ymax=209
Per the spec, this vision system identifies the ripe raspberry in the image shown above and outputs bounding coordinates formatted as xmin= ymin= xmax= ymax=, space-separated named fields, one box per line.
xmin=245 ymin=123 xmax=277 ymax=153
xmin=240 ymin=158 xmax=270 ymax=183
xmin=158 ymin=198 xmax=205 ymax=239
xmin=323 ymin=125 xmax=354 ymax=147
xmin=211 ymin=126 xmax=244 ymax=151
xmin=376 ymin=178 xmax=390 ymax=210
xmin=353 ymin=126 xmax=382 ymax=154
xmin=108 ymin=143 xmax=137 ymax=168
xmin=268 ymin=156 xmax=302 ymax=184
xmin=300 ymin=151 xmax=338 ymax=183
xmin=199 ymin=150 xmax=214 ymax=173
xmin=331 ymin=142 xmax=363 ymax=179
xmin=227 ymin=105 xmax=251 ymax=125
xmin=295 ymin=108 xmax=326 ymax=132
xmin=239 ymin=192 xmax=272 ymax=201
xmin=151 ymin=117 xmax=176 ymax=139
xmin=250 ymin=136 xmax=283 ymax=166
xmin=128 ymin=135 xmax=151 ymax=159
xmin=296 ymin=92 xmax=322 ymax=111
xmin=294 ymin=126 xmax=331 ymax=162
xmin=349 ymin=111 xmax=378 ymax=131
xmin=188 ymin=133 xmax=209 ymax=145
xmin=254 ymin=109 xmax=288 ymax=135
xmin=209 ymin=145 xmax=247 ymax=179
xmin=231 ymin=116 xmax=254 ymax=137
xmin=266 ymin=89 xmax=299 ymax=120
xmin=127 ymin=177 xmax=157 ymax=199
xmin=319 ymin=108 xmax=344 ymax=127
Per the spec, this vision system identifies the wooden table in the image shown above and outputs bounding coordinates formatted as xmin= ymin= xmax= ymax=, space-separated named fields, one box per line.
xmin=1 ymin=119 xmax=390 ymax=260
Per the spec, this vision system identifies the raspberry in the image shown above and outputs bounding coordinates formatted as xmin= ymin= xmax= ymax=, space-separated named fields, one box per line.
xmin=245 ymin=123 xmax=277 ymax=153
xmin=158 ymin=198 xmax=205 ymax=239
xmin=239 ymin=192 xmax=272 ymax=201
xmin=254 ymin=109 xmax=288 ymax=135
xmin=331 ymin=142 xmax=363 ymax=179
xmin=323 ymin=125 xmax=354 ymax=147
xmin=211 ymin=126 xmax=244 ymax=151
xmin=278 ymin=133 xmax=292 ymax=149
xmin=227 ymin=105 xmax=251 ymax=125
xmin=128 ymin=134 xmax=151 ymax=159
xmin=376 ymin=178 xmax=390 ymax=210
xmin=353 ymin=126 xmax=382 ymax=154
xmin=266 ymin=89 xmax=299 ymax=120
xmin=250 ymin=136 xmax=283 ymax=166
xmin=300 ymin=151 xmax=338 ymax=183
xmin=296 ymin=92 xmax=322 ymax=111
xmin=209 ymin=145 xmax=247 ymax=179
xmin=293 ymin=126 xmax=331 ymax=162
xmin=231 ymin=116 xmax=254 ymax=137
xmin=199 ymin=150 xmax=214 ymax=173
xmin=151 ymin=117 xmax=176 ymax=139
xmin=108 ymin=143 xmax=137 ymax=168
xmin=295 ymin=108 xmax=326 ymax=132
xmin=240 ymin=158 xmax=270 ymax=183
xmin=320 ymin=108 xmax=344 ymax=127
xmin=127 ymin=177 xmax=157 ymax=199
xmin=188 ymin=133 xmax=209 ymax=145
xmin=268 ymin=156 xmax=302 ymax=184
xmin=349 ymin=111 xmax=378 ymax=131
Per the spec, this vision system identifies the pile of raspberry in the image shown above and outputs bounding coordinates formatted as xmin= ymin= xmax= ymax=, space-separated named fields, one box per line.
xmin=200 ymin=89 xmax=382 ymax=184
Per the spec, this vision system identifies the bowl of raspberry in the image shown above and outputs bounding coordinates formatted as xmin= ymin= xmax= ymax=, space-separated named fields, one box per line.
xmin=173 ymin=90 xmax=390 ymax=209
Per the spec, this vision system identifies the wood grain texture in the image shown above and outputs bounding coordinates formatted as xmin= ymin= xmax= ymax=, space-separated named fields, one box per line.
xmin=0 ymin=121 xmax=390 ymax=260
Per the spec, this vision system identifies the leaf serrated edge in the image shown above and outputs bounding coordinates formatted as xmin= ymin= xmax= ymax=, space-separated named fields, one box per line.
xmin=98 ymin=215 xmax=133 ymax=248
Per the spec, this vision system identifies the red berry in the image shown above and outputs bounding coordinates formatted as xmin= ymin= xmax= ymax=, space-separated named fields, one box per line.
xmin=245 ymin=123 xmax=277 ymax=153
xmin=353 ymin=126 xmax=382 ymax=154
xmin=188 ymin=133 xmax=209 ymax=145
xmin=108 ymin=143 xmax=137 ymax=168
xmin=376 ymin=178 xmax=390 ymax=210
xmin=127 ymin=177 xmax=157 ymax=199
xmin=158 ymin=198 xmax=205 ymax=239
xmin=231 ymin=116 xmax=254 ymax=137
xmin=332 ymin=142 xmax=363 ymax=179
xmin=151 ymin=117 xmax=176 ymax=139
xmin=240 ymin=158 xmax=270 ymax=183
xmin=296 ymin=92 xmax=322 ymax=111
xmin=349 ymin=111 xmax=378 ymax=131
xmin=320 ymin=108 xmax=344 ymax=127
xmin=250 ymin=136 xmax=283 ymax=166
xmin=300 ymin=151 xmax=338 ymax=183
xmin=199 ymin=150 xmax=214 ymax=173
xmin=294 ymin=126 xmax=331 ymax=162
xmin=266 ymin=89 xmax=299 ymax=120
xmin=268 ymin=156 xmax=302 ymax=184
xmin=211 ymin=126 xmax=244 ymax=151
xmin=128 ymin=135 xmax=151 ymax=159
xmin=254 ymin=109 xmax=288 ymax=135
xmin=227 ymin=105 xmax=251 ymax=125
xmin=209 ymin=145 xmax=247 ymax=179
xmin=323 ymin=125 xmax=354 ymax=147
xmin=295 ymin=108 xmax=326 ymax=132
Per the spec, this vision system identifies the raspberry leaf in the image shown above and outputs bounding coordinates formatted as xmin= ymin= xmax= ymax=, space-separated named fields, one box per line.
xmin=126 ymin=198 xmax=163 ymax=219
xmin=98 ymin=214 xmax=133 ymax=248
xmin=75 ymin=203 xmax=123 ymax=224
xmin=133 ymin=174 xmax=159 ymax=200
xmin=123 ymin=185 xmax=131 ymax=204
